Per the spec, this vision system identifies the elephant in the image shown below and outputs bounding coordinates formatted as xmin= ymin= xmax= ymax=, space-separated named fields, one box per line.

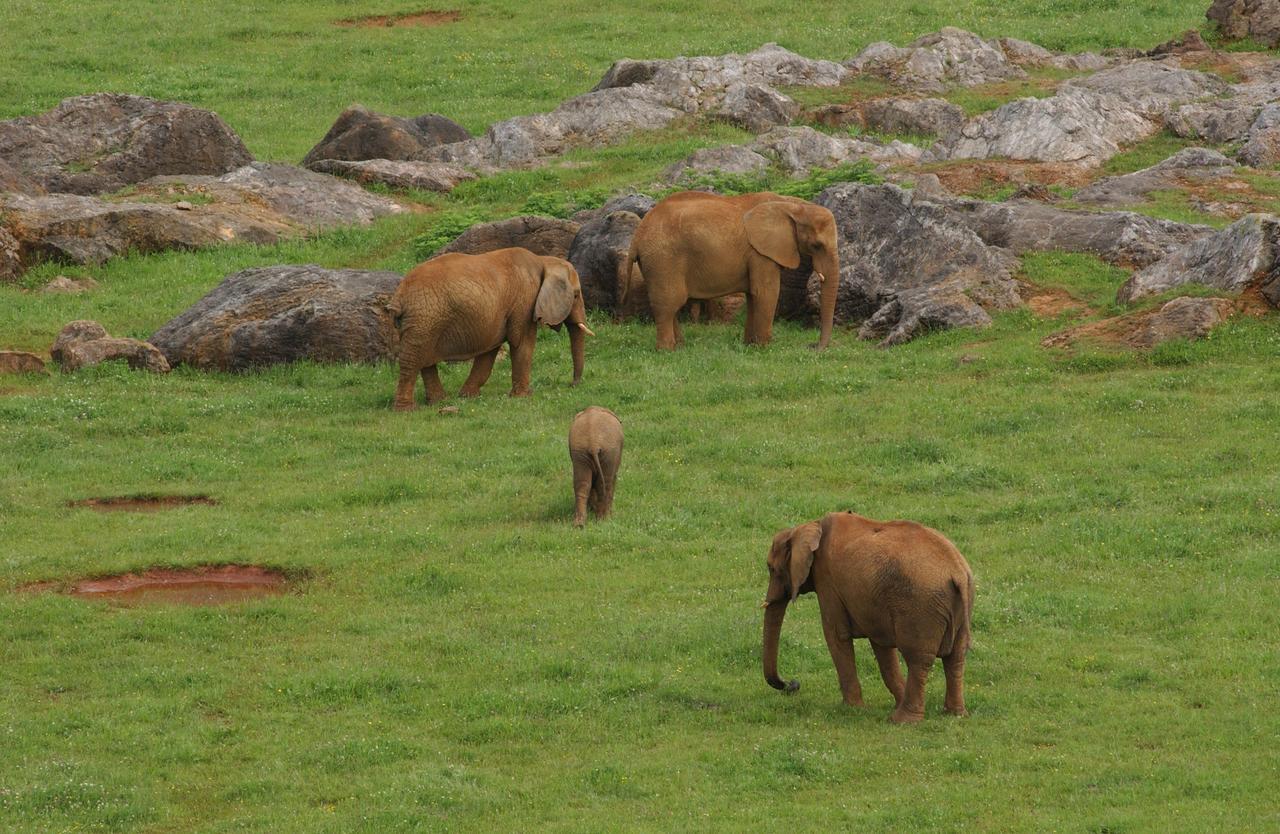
xmin=763 ymin=511 xmax=974 ymax=724
xmin=567 ymin=406 xmax=623 ymax=527
xmin=620 ymin=191 xmax=840 ymax=351
xmin=388 ymin=247 xmax=595 ymax=410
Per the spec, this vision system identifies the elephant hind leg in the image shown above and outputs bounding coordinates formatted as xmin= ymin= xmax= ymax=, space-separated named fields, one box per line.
xmin=571 ymin=457 xmax=592 ymax=527
xmin=421 ymin=365 xmax=447 ymax=404
xmin=871 ymin=642 xmax=906 ymax=708
xmin=941 ymin=646 xmax=968 ymax=717
xmin=394 ymin=363 xmax=419 ymax=411
xmin=458 ymin=347 xmax=500 ymax=398
xmin=891 ymin=652 xmax=933 ymax=724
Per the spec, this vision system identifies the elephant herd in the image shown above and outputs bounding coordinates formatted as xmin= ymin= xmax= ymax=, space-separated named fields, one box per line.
xmin=390 ymin=190 xmax=975 ymax=723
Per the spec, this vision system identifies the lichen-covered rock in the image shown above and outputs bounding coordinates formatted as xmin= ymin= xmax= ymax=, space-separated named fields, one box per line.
xmin=0 ymin=351 xmax=46 ymax=375
xmin=717 ymin=83 xmax=799 ymax=133
xmin=435 ymin=216 xmax=582 ymax=259
xmin=300 ymin=105 xmax=470 ymax=166
xmin=1117 ymin=213 xmax=1280 ymax=303
xmin=845 ymin=28 xmax=1026 ymax=91
xmin=307 ymin=158 xmax=476 ymax=192
xmin=1074 ymin=148 xmax=1236 ymax=206
xmin=1238 ymin=103 xmax=1280 ymax=166
xmin=0 ymin=94 xmax=253 ymax=195
xmin=148 ymin=265 xmax=402 ymax=370
xmin=806 ymin=182 xmax=1022 ymax=345
xmin=1207 ymin=0 xmax=1280 ymax=48
xmin=862 ymin=97 xmax=965 ymax=138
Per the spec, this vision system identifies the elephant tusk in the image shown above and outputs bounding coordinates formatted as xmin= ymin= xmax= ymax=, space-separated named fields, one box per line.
xmin=816 ymin=271 xmax=827 ymax=285
xmin=578 ymin=322 xmax=597 ymax=337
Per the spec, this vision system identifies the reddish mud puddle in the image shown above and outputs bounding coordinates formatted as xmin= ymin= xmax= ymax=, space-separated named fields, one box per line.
xmin=70 ymin=495 xmax=217 ymax=512
xmin=335 ymin=9 xmax=461 ymax=27
xmin=67 ymin=566 xmax=287 ymax=606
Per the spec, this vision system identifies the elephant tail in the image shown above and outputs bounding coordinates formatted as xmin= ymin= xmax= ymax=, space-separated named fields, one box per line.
xmin=941 ymin=572 xmax=975 ymax=657
xmin=617 ymin=237 xmax=639 ymax=306
xmin=387 ymin=294 xmax=404 ymax=331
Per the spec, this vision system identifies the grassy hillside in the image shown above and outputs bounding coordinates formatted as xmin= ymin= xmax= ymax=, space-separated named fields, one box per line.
xmin=3 ymin=1 xmax=1280 ymax=832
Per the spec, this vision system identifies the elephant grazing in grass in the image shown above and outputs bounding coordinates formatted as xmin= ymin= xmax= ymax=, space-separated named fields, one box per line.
xmin=621 ymin=191 xmax=840 ymax=351
xmin=567 ymin=406 xmax=623 ymax=527
xmin=763 ymin=511 xmax=974 ymax=724
xmin=389 ymin=248 xmax=594 ymax=410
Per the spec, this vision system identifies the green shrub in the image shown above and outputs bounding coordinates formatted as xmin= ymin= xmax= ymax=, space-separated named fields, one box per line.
xmin=411 ymin=209 xmax=489 ymax=260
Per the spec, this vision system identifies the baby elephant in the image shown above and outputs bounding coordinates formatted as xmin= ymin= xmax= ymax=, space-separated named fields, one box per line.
xmin=763 ymin=511 xmax=974 ymax=723
xmin=567 ymin=406 xmax=623 ymax=527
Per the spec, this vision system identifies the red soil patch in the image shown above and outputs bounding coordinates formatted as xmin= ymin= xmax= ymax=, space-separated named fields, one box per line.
xmin=70 ymin=494 xmax=218 ymax=512
xmin=335 ymin=9 xmax=462 ymax=28
xmin=1021 ymin=284 xmax=1091 ymax=318
xmin=43 ymin=565 xmax=290 ymax=606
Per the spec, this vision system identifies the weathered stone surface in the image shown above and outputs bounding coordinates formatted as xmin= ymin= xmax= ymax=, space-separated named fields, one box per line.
xmin=0 ymin=158 xmax=40 ymax=194
xmin=755 ymin=126 xmax=921 ymax=172
xmin=593 ymin=43 xmax=847 ymax=102
xmin=1 ymin=163 xmax=403 ymax=272
xmin=998 ymin=38 xmax=1055 ymax=66
xmin=58 ymin=338 xmax=170 ymax=373
xmin=807 ymin=104 xmax=864 ymax=130
xmin=436 ymin=216 xmax=581 ymax=259
xmin=1074 ymin=148 xmax=1236 ymax=206
xmin=569 ymin=193 xmax=655 ymax=224
xmin=300 ymin=105 xmax=470 ymax=166
xmin=1066 ymin=60 xmax=1229 ymax=114
xmin=1208 ymin=0 xmax=1280 ymax=48
xmin=148 ymin=265 xmax=402 ymax=370
xmin=0 ymin=351 xmax=46 ymax=375
xmin=0 ymin=227 xmax=20 ymax=283
xmin=663 ymin=146 xmax=770 ymax=183
xmin=717 ymin=83 xmax=799 ymax=133
xmin=0 ymin=94 xmax=252 ymax=195
xmin=41 ymin=275 xmax=99 ymax=294
xmin=307 ymin=158 xmax=476 ymax=192
xmin=862 ymin=97 xmax=965 ymax=138
xmin=1118 ymin=213 xmax=1279 ymax=303
xmin=1043 ymin=296 xmax=1235 ymax=349
xmin=1238 ymin=103 xmax=1280 ymax=166
xmin=805 ymin=182 xmax=1022 ymax=345
xmin=1166 ymin=99 xmax=1262 ymax=142
xmin=567 ymin=210 xmax=645 ymax=316
xmin=845 ymin=28 xmax=1026 ymax=91
xmin=50 ymin=320 xmax=108 ymax=362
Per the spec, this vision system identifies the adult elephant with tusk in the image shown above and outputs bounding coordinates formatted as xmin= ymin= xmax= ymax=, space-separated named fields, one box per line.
xmin=763 ymin=511 xmax=975 ymax=724
xmin=620 ymin=191 xmax=840 ymax=351
xmin=388 ymin=247 xmax=594 ymax=410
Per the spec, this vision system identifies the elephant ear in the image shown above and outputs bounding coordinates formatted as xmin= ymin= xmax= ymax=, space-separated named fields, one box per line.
xmin=787 ymin=522 xmax=821 ymax=603
xmin=744 ymin=202 xmax=802 ymax=270
xmin=535 ymin=259 xmax=576 ymax=327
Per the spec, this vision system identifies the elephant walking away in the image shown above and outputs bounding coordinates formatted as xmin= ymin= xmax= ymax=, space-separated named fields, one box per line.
xmin=621 ymin=191 xmax=840 ymax=351
xmin=389 ymin=248 xmax=595 ymax=410
xmin=763 ymin=511 xmax=974 ymax=723
xmin=567 ymin=406 xmax=623 ymax=527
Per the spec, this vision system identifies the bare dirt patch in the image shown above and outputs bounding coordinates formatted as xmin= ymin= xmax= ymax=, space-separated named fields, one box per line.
xmin=70 ymin=494 xmax=218 ymax=512
xmin=1022 ymin=284 xmax=1091 ymax=318
xmin=1041 ymin=296 xmax=1239 ymax=351
xmin=46 ymin=565 xmax=291 ymax=606
xmin=335 ymin=9 xmax=461 ymax=28
xmin=922 ymin=160 xmax=1093 ymax=199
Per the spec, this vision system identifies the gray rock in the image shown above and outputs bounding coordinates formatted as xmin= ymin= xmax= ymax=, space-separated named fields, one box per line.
xmin=594 ymin=42 xmax=847 ymax=99
xmin=845 ymin=28 xmax=1026 ymax=92
xmin=663 ymin=146 xmax=770 ymax=183
xmin=0 ymin=227 xmax=19 ymax=283
xmin=753 ymin=126 xmax=921 ymax=173
xmin=862 ymin=97 xmax=965 ymax=138
xmin=0 ymin=158 xmax=40 ymax=194
xmin=998 ymin=38 xmax=1055 ymax=66
xmin=0 ymin=351 xmax=46 ymax=375
xmin=1238 ymin=103 xmax=1280 ymax=166
xmin=569 ymin=193 xmax=656 ymax=224
xmin=435 ymin=216 xmax=581 ymax=259
xmin=1064 ymin=60 xmax=1229 ymax=115
xmin=300 ymin=105 xmax=469 ymax=166
xmin=307 ymin=158 xmax=476 ymax=192
xmin=1166 ymin=100 xmax=1262 ymax=142
xmin=1118 ymin=213 xmax=1279 ymax=302
xmin=807 ymin=182 xmax=1022 ymax=345
xmin=717 ymin=83 xmax=799 ymax=133
xmin=148 ymin=265 xmax=402 ymax=370
xmin=1207 ymin=0 xmax=1280 ymax=48
xmin=0 ymin=93 xmax=253 ymax=195
xmin=807 ymin=104 xmax=864 ymax=130
xmin=1050 ymin=53 xmax=1111 ymax=72
xmin=567 ymin=210 xmax=645 ymax=315
xmin=1075 ymin=148 xmax=1236 ymax=206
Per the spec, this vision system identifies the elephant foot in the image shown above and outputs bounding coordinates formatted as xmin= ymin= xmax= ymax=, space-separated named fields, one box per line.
xmin=889 ymin=708 xmax=924 ymax=725
xmin=573 ymin=516 xmax=585 ymax=528
xmin=944 ymin=705 xmax=968 ymax=717
xmin=843 ymin=696 xmax=867 ymax=708
xmin=509 ymin=388 xmax=531 ymax=398
xmin=392 ymin=401 xmax=418 ymax=412
xmin=457 ymin=387 xmax=481 ymax=398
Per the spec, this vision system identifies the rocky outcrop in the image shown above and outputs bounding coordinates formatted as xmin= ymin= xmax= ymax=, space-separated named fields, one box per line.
xmin=845 ymin=28 xmax=1027 ymax=91
xmin=307 ymin=158 xmax=476 ymax=192
xmin=1 ymin=163 xmax=403 ymax=271
xmin=1207 ymin=0 xmax=1280 ymax=48
xmin=435 ymin=216 xmax=581 ymax=259
xmin=664 ymin=126 xmax=919 ymax=183
xmin=0 ymin=94 xmax=252 ymax=195
xmin=567 ymin=210 xmax=646 ymax=315
xmin=1238 ymin=103 xmax=1280 ymax=166
xmin=1117 ymin=213 xmax=1280 ymax=303
xmin=0 ymin=227 xmax=20 ymax=283
xmin=300 ymin=105 xmax=470 ymax=166
xmin=662 ymin=146 xmax=769 ymax=182
xmin=1043 ymin=296 xmax=1236 ymax=349
xmin=808 ymin=182 xmax=1023 ymax=345
xmin=717 ymin=83 xmax=799 ymax=133
xmin=50 ymin=320 xmax=169 ymax=373
xmin=148 ymin=265 xmax=402 ymax=370
xmin=569 ymin=193 xmax=655 ymax=225
xmin=862 ymin=97 xmax=965 ymax=138
xmin=1166 ymin=100 xmax=1262 ymax=142
xmin=0 ymin=351 xmax=46 ymax=374
xmin=1074 ymin=148 xmax=1236 ymax=206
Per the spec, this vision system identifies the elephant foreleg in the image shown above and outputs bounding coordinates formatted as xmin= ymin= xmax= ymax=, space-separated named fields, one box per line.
xmin=421 ymin=365 xmax=447 ymax=404
xmin=458 ymin=347 xmax=500 ymax=398
xmin=871 ymin=642 xmax=906 ymax=708
xmin=745 ymin=261 xmax=781 ymax=346
xmin=394 ymin=363 xmax=419 ymax=411
xmin=891 ymin=652 xmax=933 ymax=724
xmin=941 ymin=648 xmax=968 ymax=717
xmin=508 ymin=333 xmax=535 ymax=397
xmin=820 ymin=608 xmax=864 ymax=707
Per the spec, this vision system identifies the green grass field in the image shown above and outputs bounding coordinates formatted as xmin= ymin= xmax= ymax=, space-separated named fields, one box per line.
xmin=4 ymin=1 xmax=1280 ymax=832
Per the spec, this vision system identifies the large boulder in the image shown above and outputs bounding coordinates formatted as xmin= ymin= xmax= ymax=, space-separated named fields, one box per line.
xmin=50 ymin=320 xmax=169 ymax=373
xmin=717 ymin=83 xmax=799 ymax=133
xmin=567 ymin=210 xmax=646 ymax=316
xmin=1117 ymin=213 xmax=1280 ymax=303
xmin=1208 ymin=0 xmax=1280 ymax=47
xmin=1074 ymin=148 xmax=1236 ymax=206
xmin=1166 ymin=99 xmax=1262 ymax=142
xmin=569 ymin=193 xmax=655 ymax=225
xmin=300 ymin=105 xmax=470 ymax=166
xmin=435 ymin=216 xmax=582 ymax=259
xmin=862 ymin=97 xmax=965 ymax=138
xmin=807 ymin=182 xmax=1022 ymax=345
xmin=845 ymin=28 xmax=1027 ymax=91
xmin=1065 ymin=61 xmax=1229 ymax=114
xmin=0 ymin=94 xmax=253 ymax=195
xmin=148 ymin=265 xmax=402 ymax=370
xmin=1043 ymin=296 xmax=1236 ymax=350
xmin=306 ymin=158 xmax=476 ymax=192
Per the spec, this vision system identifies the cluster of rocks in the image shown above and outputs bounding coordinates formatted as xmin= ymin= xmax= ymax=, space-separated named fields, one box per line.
xmin=664 ymin=126 xmax=922 ymax=183
xmin=50 ymin=320 xmax=169 ymax=373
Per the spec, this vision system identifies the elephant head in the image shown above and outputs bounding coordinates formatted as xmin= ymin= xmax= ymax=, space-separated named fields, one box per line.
xmin=743 ymin=201 xmax=841 ymax=350
xmin=762 ymin=520 xmax=822 ymax=693
xmin=535 ymin=257 xmax=594 ymax=386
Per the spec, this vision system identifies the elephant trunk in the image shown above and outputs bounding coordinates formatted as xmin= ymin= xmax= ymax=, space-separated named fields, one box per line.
xmin=814 ymin=250 xmax=840 ymax=351
xmin=568 ymin=297 xmax=587 ymax=385
xmin=763 ymin=600 xmax=799 ymax=693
